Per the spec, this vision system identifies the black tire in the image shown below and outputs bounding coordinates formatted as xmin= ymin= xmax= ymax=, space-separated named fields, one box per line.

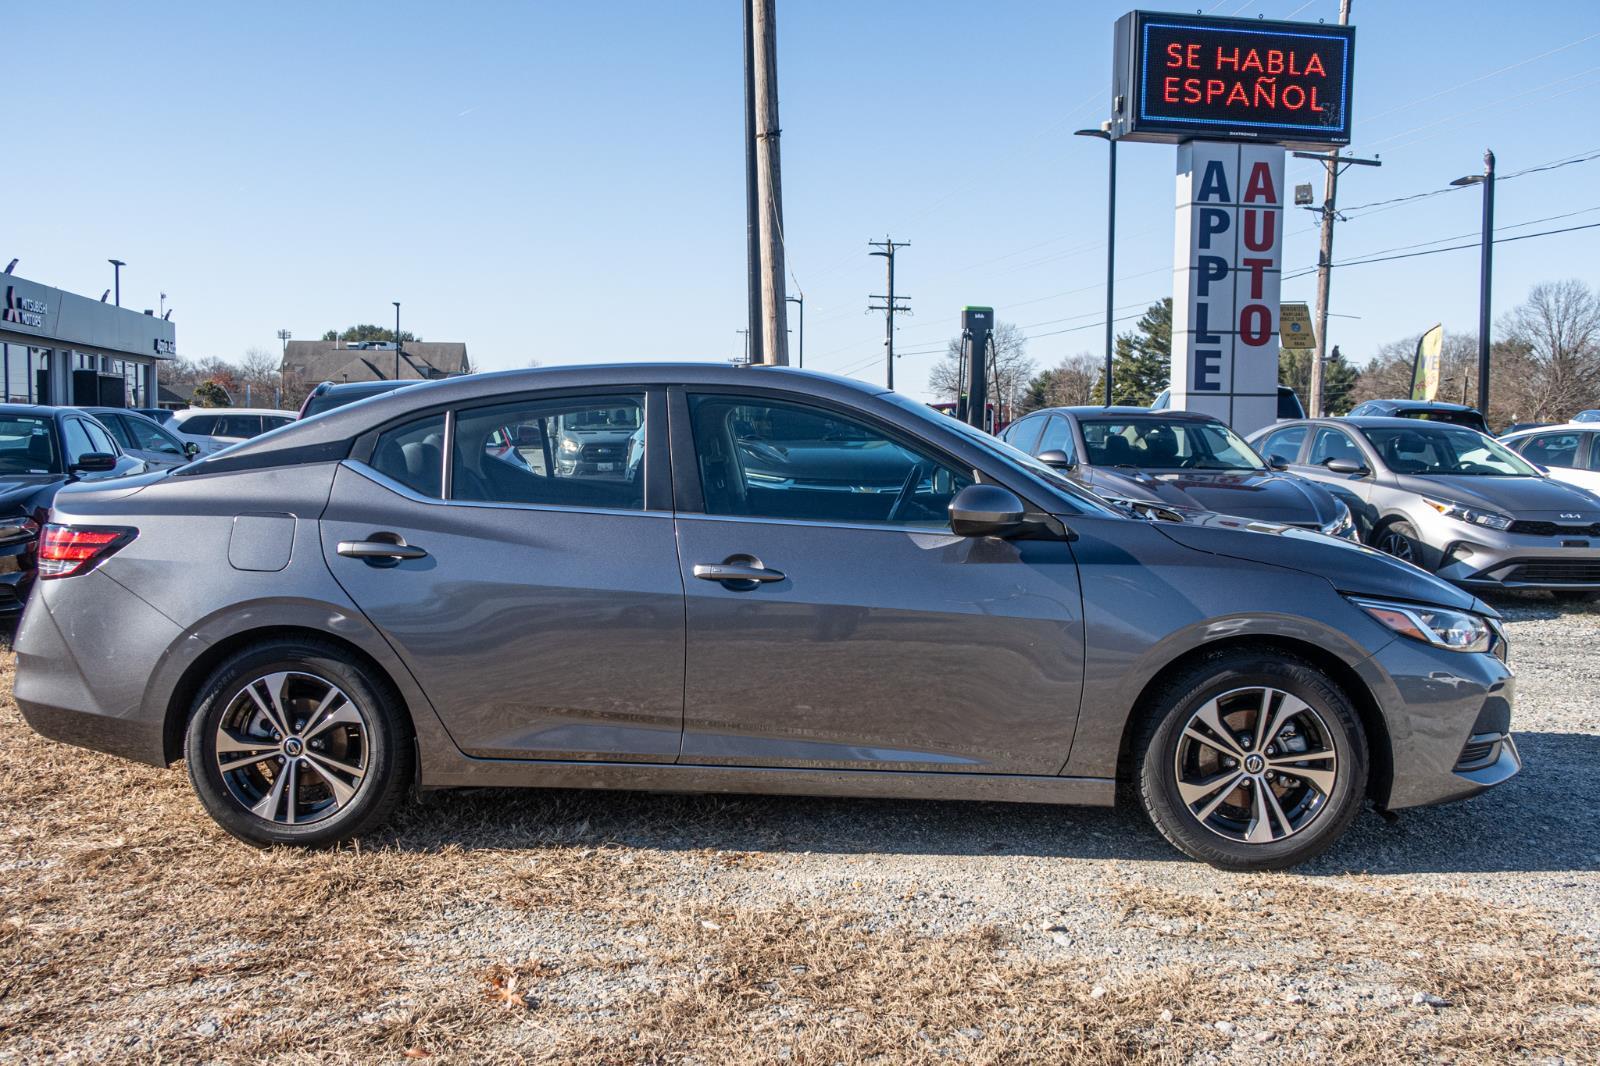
xmin=1552 ymin=589 xmax=1600 ymax=604
xmin=184 ymin=638 xmax=413 ymax=847
xmin=1135 ymin=647 xmax=1368 ymax=871
xmin=1372 ymin=519 xmax=1428 ymax=569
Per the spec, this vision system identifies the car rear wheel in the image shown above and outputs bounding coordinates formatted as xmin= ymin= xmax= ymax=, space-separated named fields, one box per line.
xmin=185 ymin=639 xmax=412 ymax=847
xmin=1373 ymin=519 xmax=1426 ymax=568
xmin=1135 ymin=648 xmax=1368 ymax=871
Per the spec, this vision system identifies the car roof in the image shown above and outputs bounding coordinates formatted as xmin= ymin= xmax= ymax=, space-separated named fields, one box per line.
xmin=187 ymin=363 xmax=890 ymax=473
xmin=0 ymin=404 xmax=62 ymax=417
xmin=1357 ymin=398 xmax=1480 ymax=413
xmin=1033 ymin=405 xmax=1224 ymax=422
xmin=315 ymin=379 xmax=413 ymax=394
xmin=171 ymin=406 xmax=296 ymax=418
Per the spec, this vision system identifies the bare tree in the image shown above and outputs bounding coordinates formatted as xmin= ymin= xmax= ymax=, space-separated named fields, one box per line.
xmin=928 ymin=322 xmax=1035 ymax=420
xmin=1497 ymin=279 xmax=1600 ymax=421
xmin=237 ymin=347 xmax=282 ymax=407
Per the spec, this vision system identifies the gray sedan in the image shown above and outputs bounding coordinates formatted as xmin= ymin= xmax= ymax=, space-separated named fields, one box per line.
xmin=1251 ymin=417 xmax=1600 ymax=601
xmin=15 ymin=366 xmax=1519 ymax=870
xmin=999 ymin=407 xmax=1353 ymax=537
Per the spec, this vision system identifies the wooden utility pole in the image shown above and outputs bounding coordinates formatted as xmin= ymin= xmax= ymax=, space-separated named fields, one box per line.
xmin=868 ymin=238 xmax=912 ymax=390
xmin=741 ymin=0 xmax=762 ymax=365
xmin=752 ymin=0 xmax=789 ymax=364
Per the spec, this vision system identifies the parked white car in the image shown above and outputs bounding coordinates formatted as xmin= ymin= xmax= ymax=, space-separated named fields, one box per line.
xmin=167 ymin=407 xmax=296 ymax=456
xmin=1500 ymin=423 xmax=1600 ymax=495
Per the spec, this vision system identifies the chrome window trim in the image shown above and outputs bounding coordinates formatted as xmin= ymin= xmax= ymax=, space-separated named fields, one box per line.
xmin=672 ymin=511 xmax=957 ymax=536
xmin=344 ymin=460 xmax=666 ymax=519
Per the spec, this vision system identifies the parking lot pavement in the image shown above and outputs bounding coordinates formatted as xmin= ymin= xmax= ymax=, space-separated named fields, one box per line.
xmin=1 ymin=596 xmax=1597 ymax=1062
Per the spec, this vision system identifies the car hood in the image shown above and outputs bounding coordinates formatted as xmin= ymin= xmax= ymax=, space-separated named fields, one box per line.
xmin=1394 ymin=473 xmax=1600 ymax=519
xmin=1085 ymin=467 xmax=1339 ymax=526
xmin=1153 ymin=512 xmax=1488 ymax=614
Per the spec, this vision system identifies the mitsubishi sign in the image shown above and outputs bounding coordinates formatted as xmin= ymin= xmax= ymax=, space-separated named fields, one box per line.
xmin=1112 ymin=11 xmax=1355 ymax=149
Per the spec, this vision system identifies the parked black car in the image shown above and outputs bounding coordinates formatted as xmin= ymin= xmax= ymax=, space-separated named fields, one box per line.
xmin=1345 ymin=399 xmax=1490 ymax=434
xmin=0 ymin=405 xmax=143 ymax=612
xmin=1152 ymin=386 xmax=1306 ymax=421
xmin=299 ymin=380 xmax=419 ymax=420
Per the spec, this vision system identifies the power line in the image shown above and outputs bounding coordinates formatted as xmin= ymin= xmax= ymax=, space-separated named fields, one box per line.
xmin=1283 ymin=220 xmax=1600 ymax=280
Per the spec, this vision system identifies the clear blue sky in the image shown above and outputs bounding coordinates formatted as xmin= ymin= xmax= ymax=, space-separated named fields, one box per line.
xmin=8 ymin=1 xmax=1599 ymax=401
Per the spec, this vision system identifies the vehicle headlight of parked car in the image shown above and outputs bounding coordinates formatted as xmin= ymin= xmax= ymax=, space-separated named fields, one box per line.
xmin=1424 ymin=497 xmax=1514 ymax=531
xmin=0 ymin=515 xmax=39 ymax=545
xmin=1350 ymin=596 xmax=1495 ymax=654
xmin=1320 ymin=499 xmax=1355 ymax=539
xmin=560 ymin=437 xmax=582 ymax=454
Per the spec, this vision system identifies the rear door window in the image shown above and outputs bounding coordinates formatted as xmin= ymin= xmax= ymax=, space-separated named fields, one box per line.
xmin=450 ymin=395 xmax=645 ymax=510
xmin=1521 ymin=432 xmax=1581 ymax=469
xmin=181 ymin=414 xmax=219 ymax=435
xmin=98 ymin=414 xmax=136 ymax=451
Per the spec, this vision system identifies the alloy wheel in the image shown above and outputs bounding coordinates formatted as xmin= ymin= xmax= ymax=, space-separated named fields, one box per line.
xmin=1377 ymin=528 xmax=1415 ymax=563
xmin=1172 ymin=686 xmax=1339 ymax=845
xmin=213 ymin=671 xmax=371 ymax=826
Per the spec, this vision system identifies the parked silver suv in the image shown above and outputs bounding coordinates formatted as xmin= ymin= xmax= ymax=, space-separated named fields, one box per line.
xmin=1251 ymin=417 xmax=1600 ymax=601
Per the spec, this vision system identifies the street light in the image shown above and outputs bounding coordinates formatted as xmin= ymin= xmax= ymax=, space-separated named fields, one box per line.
xmin=107 ymin=259 xmax=125 ymax=307
xmin=1075 ymin=124 xmax=1116 ymax=404
xmin=785 ymin=294 xmax=804 ymax=368
xmin=393 ymin=302 xmax=402 ymax=380
xmin=1450 ymin=149 xmax=1495 ymax=416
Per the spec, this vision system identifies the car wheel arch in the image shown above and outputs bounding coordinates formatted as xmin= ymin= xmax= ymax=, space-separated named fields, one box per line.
xmin=1112 ymin=634 xmax=1393 ymax=808
xmin=160 ymin=624 xmax=420 ymax=776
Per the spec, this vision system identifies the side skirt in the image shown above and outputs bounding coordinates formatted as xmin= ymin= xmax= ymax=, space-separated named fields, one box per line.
xmin=419 ymin=758 xmax=1116 ymax=807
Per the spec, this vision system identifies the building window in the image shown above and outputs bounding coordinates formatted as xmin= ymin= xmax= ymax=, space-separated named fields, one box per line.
xmin=3 ymin=345 xmax=51 ymax=404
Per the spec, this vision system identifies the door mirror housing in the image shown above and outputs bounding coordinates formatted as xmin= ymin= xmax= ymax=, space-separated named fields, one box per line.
xmin=183 ymin=441 xmax=201 ymax=458
xmin=1265 ymin=454 xmax=1289 ymax=471
xmin=1324 ymin=457 xmax=1369 ymax=476
xmin=1036 ymin=449 xmax=1076 ymax=470
xmin=69 ymin=452 xmax=118 ymax=476
xmin=948 ymin=483 xmax=1028 ymax=538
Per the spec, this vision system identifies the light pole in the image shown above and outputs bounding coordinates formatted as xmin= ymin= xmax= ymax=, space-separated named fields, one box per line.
xmin=785 ymin=294 xmax=804 ymax=368
xmin=108 ymin=260 xmax=125 ymax=307
xmin=1075 ymin=125 xmax=1116 ymax=404
xmin=392 ymin=302 xmax=402 ymax=380
xmin=1451 ymin=149 xmax=1495 ymax=416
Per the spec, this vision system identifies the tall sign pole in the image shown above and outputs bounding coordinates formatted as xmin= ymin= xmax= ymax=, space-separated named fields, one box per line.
xmin=741 ymin=0 xmax=763 ymax=365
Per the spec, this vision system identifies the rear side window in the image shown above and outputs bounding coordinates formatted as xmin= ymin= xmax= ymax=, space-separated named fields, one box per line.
xmin=371 ymin=415 xmax=446 ymax=498
xmin=1309 ymin=428 xmax=1362 ymax=466
xmin=98 ymin=415 xmax=136 ymax=451
xmin=181 ymin=414 xmax=219 ymax=435
xmin=1257 ymin=425 xmax=1307 ymax=464
xmin=1521 ymin=432 xmax=1580 ymax=469
xmin=450 ymin=395 xmax=645 ymax=510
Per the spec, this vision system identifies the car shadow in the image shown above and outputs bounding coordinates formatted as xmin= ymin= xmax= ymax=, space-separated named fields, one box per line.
xmin=380 ymin=729 xmax=1596 ymax=877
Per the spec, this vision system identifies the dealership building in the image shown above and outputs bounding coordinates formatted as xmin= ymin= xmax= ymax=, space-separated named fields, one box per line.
xmin=0 ymin=272 xmax=175 ymax=408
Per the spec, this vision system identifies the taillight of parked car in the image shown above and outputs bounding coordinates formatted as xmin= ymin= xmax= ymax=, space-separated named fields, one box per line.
xmin=37 ymin=524 xmax=137 ymax=579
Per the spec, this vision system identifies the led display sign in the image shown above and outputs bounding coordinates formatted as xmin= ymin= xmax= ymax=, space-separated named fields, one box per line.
xmin=1112 ymin=11 xmax=1354 ymax=149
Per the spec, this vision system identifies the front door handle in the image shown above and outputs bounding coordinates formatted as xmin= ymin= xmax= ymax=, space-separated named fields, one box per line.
xmin=338 ymin=539 xmax=428 ymax=561
xmin=693 ymin=555 xmax=785 ymax=589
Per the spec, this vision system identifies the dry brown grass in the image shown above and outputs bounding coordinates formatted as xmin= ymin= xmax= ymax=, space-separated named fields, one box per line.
xmin=1 ymin=649 xmax=1597 ymax=1063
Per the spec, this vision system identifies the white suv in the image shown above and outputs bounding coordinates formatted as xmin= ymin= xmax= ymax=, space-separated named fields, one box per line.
xmin=167 ymin=407 xmax=296 ymax=456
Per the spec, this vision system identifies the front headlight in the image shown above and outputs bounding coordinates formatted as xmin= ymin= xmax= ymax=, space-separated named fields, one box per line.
xmin=1349 ymin=596 xmax=1493 ymax=653
xmin=1320 ymin=500 xmax=1354 ymax=538
xmin=1424 ymin=497 xmax=1513 ymax=531
xmin=559 ymin=437 xmax=582 ymax=454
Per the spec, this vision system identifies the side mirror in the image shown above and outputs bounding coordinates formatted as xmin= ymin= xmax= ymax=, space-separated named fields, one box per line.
xmin=70 ymin=452 xmax=117 ymax=475
xmin=183 ymin=441 xmax=201 ymax=458
xmin=948 ymin=483 xmax=1027 ymax=538
xmin=1324 ymin=457 xmax=1369 ymax=476
xmin=1266 ymin=454 xmax=1289 ymax=471
xmin=1036 ymin=449 xmax=1076 ymax=470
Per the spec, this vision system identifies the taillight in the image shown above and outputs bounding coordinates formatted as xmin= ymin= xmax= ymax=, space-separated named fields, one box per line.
xmin=37 ymin=524 xmax=137 ymax=579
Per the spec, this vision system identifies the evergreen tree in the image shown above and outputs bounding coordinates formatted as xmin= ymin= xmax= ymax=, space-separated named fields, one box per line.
xmin=1109 ymin=299 xmax=1171 ymax=406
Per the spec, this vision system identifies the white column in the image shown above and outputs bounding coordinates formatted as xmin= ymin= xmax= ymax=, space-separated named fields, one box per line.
xmin=1169 ymin=141 xmax=1284 ymax=435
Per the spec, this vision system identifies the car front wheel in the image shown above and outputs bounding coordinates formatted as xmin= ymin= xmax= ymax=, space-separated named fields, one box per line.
xmin=1135 ymin=648 xmax=1368 ymax=871
xmin=185 ymin=639 xmax=412 ymax=847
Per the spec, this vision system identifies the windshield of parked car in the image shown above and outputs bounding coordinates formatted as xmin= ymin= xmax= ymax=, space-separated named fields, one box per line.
xmin=0 ymin=416 xmax=61 ymax=475
xmin=559 ymin=407 xmax=641 ymax=431
xmin=1362 ymin=425 xmax=1538 ymax=476
xmin=1079 ymin=419 xmax=1266 ymax=471
xmin=882 ymin=394 xmax=1124 ymax=517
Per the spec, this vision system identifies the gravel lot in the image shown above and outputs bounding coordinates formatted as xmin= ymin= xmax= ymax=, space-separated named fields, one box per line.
xmin=1 ymin=594 xmax=1597 ymax=1063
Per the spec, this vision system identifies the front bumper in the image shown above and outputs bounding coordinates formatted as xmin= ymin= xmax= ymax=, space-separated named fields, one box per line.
xmin=1358 ymin=630 xmax=1520 ymax=809
xmin=1422 ymin=522 xmax=1600 ymax=590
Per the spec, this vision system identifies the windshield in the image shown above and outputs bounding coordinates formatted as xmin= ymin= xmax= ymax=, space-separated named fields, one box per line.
xmin=1393 ymin=408 xmax=1488 ymax=431
xmin=1080 ymin=418 xmax=1265 ymax=471
xmin=0 ymin=416 xmax=60 ymax=475
xmin=1363 ymin=425 xmax=1538 ymax=476
xmin=883 ymin=395 xmax=1124 ymax=517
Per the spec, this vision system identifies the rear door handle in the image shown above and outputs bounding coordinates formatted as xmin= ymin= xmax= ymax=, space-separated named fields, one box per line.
xmin=693 ymin=558 xmax=785 ymax=588
xmin=338 ymin=539 xmax=428 ymax=560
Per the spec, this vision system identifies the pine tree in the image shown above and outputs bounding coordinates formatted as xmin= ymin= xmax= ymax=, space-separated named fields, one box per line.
xmin=1109 ymin=299 xmax=1171 ymax=406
